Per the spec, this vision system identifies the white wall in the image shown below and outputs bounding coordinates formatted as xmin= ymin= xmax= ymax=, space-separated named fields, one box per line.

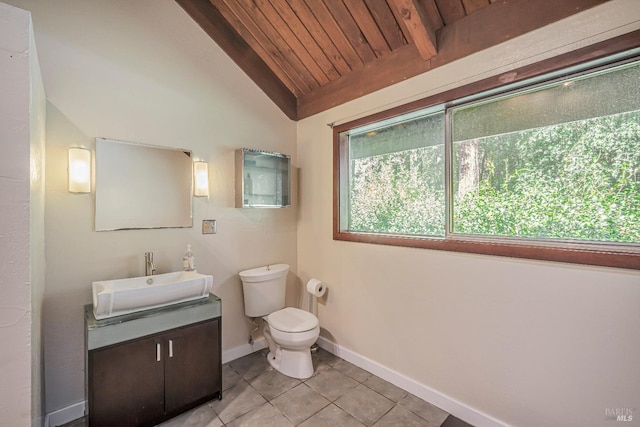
xmin=0 ymin=2 xmax=45 ymax=425
xmin=28 ymin=9 xmax=47 ymax=426
xmin=6 ymin=0 xmax=297 ymax=418
xmin=297 ymin=2 xmax=640 ymax=427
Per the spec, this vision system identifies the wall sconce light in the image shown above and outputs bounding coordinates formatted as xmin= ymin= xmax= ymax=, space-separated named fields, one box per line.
xmin=193 ymin=161 xmax=209 ymax=197
xmin=68 ymin=147 xmax=91 ymax=193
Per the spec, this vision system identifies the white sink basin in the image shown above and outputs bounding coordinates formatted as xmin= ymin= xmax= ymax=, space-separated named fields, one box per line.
xmin=92 ymin=271 xmax=213 ymax=320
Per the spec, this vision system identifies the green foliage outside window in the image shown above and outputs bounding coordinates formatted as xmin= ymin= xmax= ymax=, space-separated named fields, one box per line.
xmin=348 ymin=112 xmax=445 ymax=236
xmin=454 ymin=111 xmax=640 ymax=242
xmin=344 ymin=58 xmax=640 ymax=246
xmin=350 ymin=145 xmax=445 ymax=236
xmin=348 ymin=111 xmax=640 ymax=243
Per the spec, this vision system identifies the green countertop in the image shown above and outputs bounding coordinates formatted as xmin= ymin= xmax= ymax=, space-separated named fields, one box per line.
xmin=85 ymin=293 xmax=221 ymax=350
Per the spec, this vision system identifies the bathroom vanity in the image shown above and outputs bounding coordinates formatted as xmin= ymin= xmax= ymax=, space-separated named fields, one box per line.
xmin=85 ymin=294 xmax=221 ymax=427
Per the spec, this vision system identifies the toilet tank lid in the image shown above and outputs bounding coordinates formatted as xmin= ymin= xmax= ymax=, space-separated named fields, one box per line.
xmin=239 ymin=264 xmax=290 ymax=282
xmin=267 ymin=307 xmax=318 ymax=332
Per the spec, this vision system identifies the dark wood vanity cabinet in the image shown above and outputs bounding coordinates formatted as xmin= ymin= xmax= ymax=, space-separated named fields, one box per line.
xmin=88 ymin=318 xmax=221 ymax=427
xmin=164 ymin=320 xmax=221 ymax=413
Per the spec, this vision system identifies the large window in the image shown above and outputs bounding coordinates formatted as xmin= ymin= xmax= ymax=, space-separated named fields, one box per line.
xmin=334 ymin=43 xmax=640 ymax=270
xmin=345 ymin=109 xmax=445 ymax=237
xmin=451 ymin=61 xmax=640 ymax=243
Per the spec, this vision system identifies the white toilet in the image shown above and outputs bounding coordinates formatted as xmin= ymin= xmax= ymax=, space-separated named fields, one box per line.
xmin=239 ymin=264 xmax=319 ymax=379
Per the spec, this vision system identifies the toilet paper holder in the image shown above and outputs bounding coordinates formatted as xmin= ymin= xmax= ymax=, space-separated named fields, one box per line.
xmin=306 ymin=278 xmax=326 ymax=354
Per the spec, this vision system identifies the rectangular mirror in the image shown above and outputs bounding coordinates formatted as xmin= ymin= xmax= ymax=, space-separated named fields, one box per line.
xmin=95 ymin=138 xmax=193 ymax=231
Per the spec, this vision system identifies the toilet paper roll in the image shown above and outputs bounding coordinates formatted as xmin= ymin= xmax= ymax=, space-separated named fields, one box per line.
xmin=306 ymin=278 xmax=326 ymax=298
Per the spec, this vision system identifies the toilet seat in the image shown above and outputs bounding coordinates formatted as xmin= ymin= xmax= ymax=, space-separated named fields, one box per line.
xmin=267 ymin=307 xmax=318 ymax=333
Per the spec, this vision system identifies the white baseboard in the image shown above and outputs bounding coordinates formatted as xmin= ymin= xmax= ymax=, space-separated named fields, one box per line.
xmin=44 ymin=400 xmax=85 ymax=427
xmin=222 ymin=337 xmax=267 ymax=364
xmin=45 ymin=338 xmax=501 ymax=426
xmin=317 ymin=336 xmax=507 ymax=427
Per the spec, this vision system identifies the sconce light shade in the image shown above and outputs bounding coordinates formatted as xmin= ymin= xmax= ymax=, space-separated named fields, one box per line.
xmin=193 ymin=161 xmax=209 ymax=197
xmin=68 ymin=147 xmax=91 ymax=193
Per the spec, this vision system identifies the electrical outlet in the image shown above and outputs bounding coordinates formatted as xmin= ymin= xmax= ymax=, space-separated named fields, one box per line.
xmin=202 ymin=219 xmax=217 ymax=234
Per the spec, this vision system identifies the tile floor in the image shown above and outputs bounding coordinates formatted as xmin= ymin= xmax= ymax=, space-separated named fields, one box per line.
xmin=64 ymin=348 xmax=473 ymax=427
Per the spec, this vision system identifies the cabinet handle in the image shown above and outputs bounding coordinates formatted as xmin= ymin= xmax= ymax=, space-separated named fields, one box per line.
xmin=169 ymin=339 xmax=173 ymax=358
xmin=156 ymin=343 xmax=161 ymax=362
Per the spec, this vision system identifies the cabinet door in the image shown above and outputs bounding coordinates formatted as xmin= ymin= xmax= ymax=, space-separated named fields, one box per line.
xmin=89 ymin=335 xmax=164 ymax=427
xmin=164 ymin=319 xmax=220 ymax=414
xmin=235 ymin=148 xmax=291 ymax=208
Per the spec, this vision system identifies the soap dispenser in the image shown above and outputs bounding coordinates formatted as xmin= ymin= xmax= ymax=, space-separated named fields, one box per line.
xmin=183 ymin=245 xmax=196 ymax=271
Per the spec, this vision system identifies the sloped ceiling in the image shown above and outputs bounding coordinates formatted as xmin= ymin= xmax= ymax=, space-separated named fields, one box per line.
xmin=176 ymin=0 xmax=609 ymax=120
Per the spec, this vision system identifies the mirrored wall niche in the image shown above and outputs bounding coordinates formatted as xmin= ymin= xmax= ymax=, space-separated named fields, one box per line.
xmin=235 ymin=149 xmax=291 ymax=208
xmin=95 ymin=138 xmax=193 ymax=230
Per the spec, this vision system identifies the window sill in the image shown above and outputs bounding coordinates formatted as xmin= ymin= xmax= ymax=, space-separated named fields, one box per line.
xmin=333 ymin=231 xmax=640 ymax=270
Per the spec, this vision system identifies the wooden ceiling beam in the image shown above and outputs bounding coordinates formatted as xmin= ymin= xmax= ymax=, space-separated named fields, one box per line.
xmin=298 ymin=43 xmax=431 ymax=118
xmin=269 ymin=0 xmax=342 ymax=80
xmin=435 ymin=0 xmax=466 ymax=25
xmin=303 ymin=0 xmax=365 ymax=70
xmin=432 ymin=0 xmax=610 ymax=68
xmin=175 ymin=0 xmax=297 ymax=120
xmin=179 ymin=0 xmax=613 ymax=121
xmin=212 ymin=0 xmax=310 ymax=94
xmin=343 ymin=0 xmax=391 ymax=58
xmin=285 ymin=0 xmax=352 ymax=75
xmin=365 ymin=0 xmax=407 ymax=51
xmin=421 ymin=0 xmax=445 ymax=32
xmin=224 ymin=0 xmax=320 ymax=90
xmin=322 ymin=0 xmax=377 ymax=63
xmin=388 ymin=0 xmax=437 ymax=60
xmin=297 ymin=0 xmax=611 ymax=119
xmin=253 ymin=0 xmax=334 ymax=85
xmin=461 ymin=0 xmax=491 ymax=15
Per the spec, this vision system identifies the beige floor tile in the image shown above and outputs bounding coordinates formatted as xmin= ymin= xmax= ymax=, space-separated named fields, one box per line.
xmin=310 ymin=350 xmax=338 ymax=377
xmin=299 ymin=404 xmax=366 ymax=427
xmin=210 ymin=380 xmax=267 ymax=424
xmin=222 ymin=364 xmax=242 ymax=391
xmin=228 ymin=350 xmax=270 ymax=380
xmin=372 ymin=405 xmax=432 ymax=427
xmin=335 ymin=384 xmax=394 ymax=426
xmin=158 ymin=402 xmax=223 ymax=427
xmin=305 ymin=367 xmax=359 ymax=401
xmin=399 ymin=394 xmax=449 ymax=425
xmin=332 ymin=359 xmax=372 ymax=383
xmin=313 ymin=348 xmax=340 ymax=366
xmin=249 ymin=367 xmax=301 ymax=400
xmin=226 ymin=402 xmax=294 ymax=427
xmin=363 ymin=375 xmax=408 ymax=402
xmin=271 ymin=383 xmax=331 ymax=424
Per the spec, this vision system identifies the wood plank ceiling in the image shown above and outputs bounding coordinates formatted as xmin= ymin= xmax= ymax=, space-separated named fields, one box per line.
xmin=176 ymin=0 xmax=610 ymax=120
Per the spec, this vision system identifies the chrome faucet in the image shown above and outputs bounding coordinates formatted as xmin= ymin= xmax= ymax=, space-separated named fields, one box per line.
xmin=145 ymin=252 xmax=156 ymax=276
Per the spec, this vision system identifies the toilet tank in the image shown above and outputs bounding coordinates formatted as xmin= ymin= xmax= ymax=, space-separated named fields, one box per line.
xmin=239 ymin=264 xmax=289 ymax=317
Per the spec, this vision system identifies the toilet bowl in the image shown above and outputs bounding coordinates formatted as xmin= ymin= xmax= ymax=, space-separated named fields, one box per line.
xmin=239 ymin=264 xmax=320 ymax=379
xmin=263 ymin=307 xmax=320 ymax=379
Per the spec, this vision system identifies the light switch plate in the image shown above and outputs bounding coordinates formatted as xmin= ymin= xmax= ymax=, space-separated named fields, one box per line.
xmin=202 ymin=220 xmax=217 ymax=234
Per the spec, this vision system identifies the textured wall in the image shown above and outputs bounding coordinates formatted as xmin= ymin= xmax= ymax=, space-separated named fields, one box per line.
xmin=0 ymin=3 xmax=34 ymax=425
xmin=28 ymin=10 xmax=46 ymax=426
